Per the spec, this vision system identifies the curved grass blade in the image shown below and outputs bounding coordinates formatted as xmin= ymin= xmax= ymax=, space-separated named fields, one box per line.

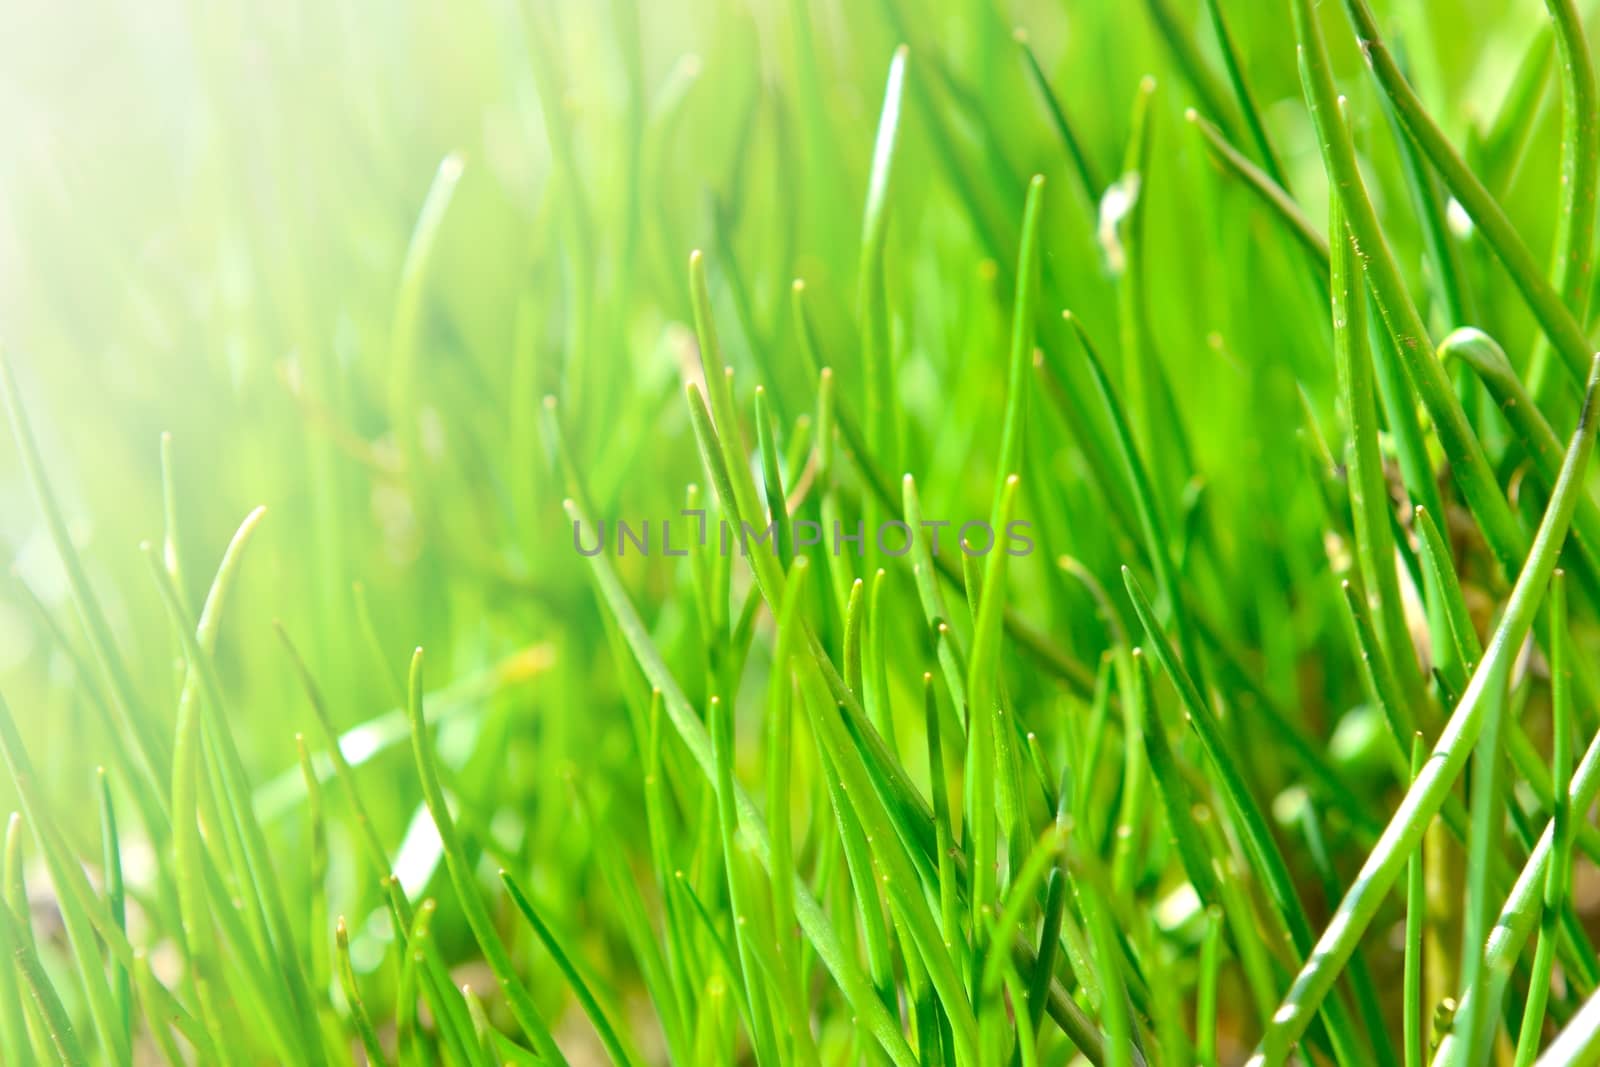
xmin=95 ymin=768 xmax=130 ymax=1051
xmin=710 ymin=695 xmax=784 ymax=1066
xmin=1138 ymin=0 xmax=1238 ymax=144
xmin=1513 ymin=572 xmax=1576 ymax=1067
xmin=403 ymin=649 xmax=568 ymax=1065
xmin=1531 ymin=985 xmax=1600 ymax=1065
xmin=0 ymin=350 xmax=169 ymax=816
xmin=1332 ymin=187 xmax=1424 ymax=707
xmin=0 ymin=898 xmax=86 ymax=1066
xmin=276 ymin=624 xmax=400 ymax=907
xmin=1200 ymin=0 xmax=1287 ymax=187
xmin=1252 ymin=353 xmax=1600 ymax=1063
xmin=1125 ymin=567 xmax=1364 ymax=1065
xmin=1070 ymin=315 xmax=1204 ymax=687
xmin=1186 ymin=109 xmax=1327 ymax=279
xmin=501 ymin=872 xmax=639 ymax=1067
xmin=142 ymin=520 xmax=328 ymax=1065
xmin=336 ymin=917 xmax=390 ymax=1067
xmin=132 ymin=953 xmax=187 ymax=1067
xmin=1015 ymin=31 xmax=1101 ymax=198
xmin=765 ymin=564 xmax=820 ymax=1066
xmin=0 ymin=709 xmax=125 ymax=1064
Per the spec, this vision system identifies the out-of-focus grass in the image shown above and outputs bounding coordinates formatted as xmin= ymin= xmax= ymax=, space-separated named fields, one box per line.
xmin=0 ymin=0 xmax=1597 ymax=1063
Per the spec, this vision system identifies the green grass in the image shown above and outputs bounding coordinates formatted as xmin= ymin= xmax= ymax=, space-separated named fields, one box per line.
xmin=4 ymin=0 xmax=1600 ymax=1064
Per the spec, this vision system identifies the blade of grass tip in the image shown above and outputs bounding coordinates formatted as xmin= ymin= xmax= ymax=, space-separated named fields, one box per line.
xmin=845 ymin=578 xmax=867 ymax=697
xmin=710 ymin=695 xmax=785 ymax=1067
xmin=0 ymin=705 xmax=127 ymax=1064
xmin=1185 ymin=108 xmax=1329 ymax=280
xmin=336 ymin=918 xmax=391 ymax=1067
xmin=1514 ymin=573 xmax=1575 ymax=1067
xmin=1292 ymin=0 xmax=1529 ymax=594
xmin=142 ymin=521 xmax=329 ymax=1066
xmin=867 ymin=570 xmax=897 ymax=751
xmin=95 ymin=769 xmax=130 ymax=1051
xmin=1333 ymin=0 xmax=1595 ymax=392
xmin=1333 ymin=186 xmax=1426 ymax=709
xmin=1404 ymin=736 xmax=1426 ymax=1067
xmin=501 ymin=871 xmax=639 ymax=1067
xmin=0 ymin=899 xmax=87 ymax=1066
xmin=1125 ymin=568 xmax=1367 ymax=1067
xmin=0 ymin=349 xmax=170 ymax=813
xmin=1014 ymin=30 xmax=1101 ymax=198
xmin=1252 ymin=353 xmax=1600 ymax=1064
xmin=403 ymin=649 xmax=568 ymax=1066
xmin=294 ymin=737 xmax=330 ymax=997
xmin=1200 ymin=0 xmax=1288 ymax=187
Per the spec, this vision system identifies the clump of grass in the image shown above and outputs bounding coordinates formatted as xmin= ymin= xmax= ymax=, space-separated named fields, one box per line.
xmin=4 ymin=0 xmax=1600 ymax=1064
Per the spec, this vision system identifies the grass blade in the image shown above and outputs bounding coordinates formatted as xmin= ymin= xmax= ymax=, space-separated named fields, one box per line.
xmin=403 ymin=649 xmax=568 ymax=1065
